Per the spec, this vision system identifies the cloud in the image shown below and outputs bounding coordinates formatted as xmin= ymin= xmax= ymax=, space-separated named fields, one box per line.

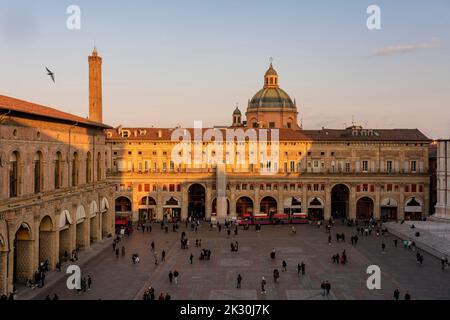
xmin=375 ymin=37 xmax=441 ymax=56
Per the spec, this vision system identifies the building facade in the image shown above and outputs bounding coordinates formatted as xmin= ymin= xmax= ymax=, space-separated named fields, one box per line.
xmin=106 ymin=64 xmax=431 ymax=225
xmin=435 ymin=139 xmax=450 ymax=219
xmin=0 ymin=49 xmax=115 ymax=295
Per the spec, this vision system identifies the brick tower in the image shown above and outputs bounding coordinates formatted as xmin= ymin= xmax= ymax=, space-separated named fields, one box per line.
xmin=88 ymin=47 xmax=103 ymax=123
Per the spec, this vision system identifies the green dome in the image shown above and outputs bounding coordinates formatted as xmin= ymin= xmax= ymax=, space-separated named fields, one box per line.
xmin=265 ymin=63 xmax=278 ymax=76
xmin=248 ymin=87 xmax=295 ymax=110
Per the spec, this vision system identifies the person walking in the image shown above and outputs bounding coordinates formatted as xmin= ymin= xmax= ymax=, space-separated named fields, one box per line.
xmin=168 ymin=271 xmax=173 ymax=284
xmin=115 ymin=248 xmax=119 ymax=258
xmin=112 ymin=241 xmax=116 ymax=252
xmin=325 ymin=281 xmax=331 ymax=296
xmin=162 ymin=250 xmax=166 ymax=262
xmin=320 ymin=281 xmax=326 ymax=297
xmin=394 ymin=239 xmax=398 ymax=248
xmin=394 ymin=289 xmax=400 ymax=300
xmin=297 ymin=263 xmax=301 ymax=275
xmin=381 ymin=243 xmax=386 ymax=253
xmin=301 ymin=262 xmax=305 ymax=275
xmin=87 ymin=275 xmax=92 ymax=291
xmin=173 ymin=270 xmax=179 ymax=285
xmin=328 ymin=235 xmax=332 ymax=245
xmin=151 ymin=241 xmax=155 ymax=252
xmin=282 ymin=260 xmax=287 ymax=272
xmin=237 ymin=274 xmax=242 ymax=289
xmin=121 ymin=246 xmax=126 ymax=257
xmin=261 ymin=277 xmax=266 ymax=294
xmin=190 ymin=253 xmax=194 ymax=264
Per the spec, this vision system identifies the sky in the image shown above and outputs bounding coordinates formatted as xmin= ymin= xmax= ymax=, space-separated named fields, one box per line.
xmin=1 ymin=0 xmax=449 ymax=139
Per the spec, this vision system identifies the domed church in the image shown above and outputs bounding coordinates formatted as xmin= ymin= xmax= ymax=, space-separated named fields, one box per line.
xmin=244 ymin=63 xmax=299 ymax=129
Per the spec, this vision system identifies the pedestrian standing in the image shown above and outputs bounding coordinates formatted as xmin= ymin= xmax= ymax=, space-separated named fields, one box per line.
xmin=297 ymin=263 xmax=301 ymax=275
xmin=112 ymin=241 xmax=116 ymax=251
xmin=405 ymin=291 xmax=411 ymax=300
xmin=325 ymin=281 xmax=331 ymax=296
xmin=174 ymin=270 xmax=179 ymax=285
xmin=328 ymin=235 xmax=332 ymax=245
xmin=115 ymin=248 xmax=119 ymax=257
xmin=394 ymin=239 xmax=398 ymax=247
xmin=162 ymin=250 xmax=166 ymax=262
xmin=320 ymin=281 xmax=326 ymax=296
xmin=237 ymin=274 xmax=242 ymax=289
xmin=301 ymin=262 xmax=305 ymax=275
xmin=394 ymin=289 xmax=400 ymax=300
xmin=87 ymin=275 xmax=92 ymax=291
xmin=169 ymin=271 xmax=173 ymax=284
xmin=261 ymin=277 xmax=266 ymax=294
xmin=282 ymin=260 xmax=287 ymax=272
xmin=190 ymin=253 xmax=194 ymax=264
xmin=151 ymin=241 xmax=155 ymax=251
xmin=381 ymin=243 xmax=386 ymax=253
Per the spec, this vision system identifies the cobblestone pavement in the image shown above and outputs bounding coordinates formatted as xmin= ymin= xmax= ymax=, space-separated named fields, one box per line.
xmin=24 ymin=222 xmax=450 ymax=300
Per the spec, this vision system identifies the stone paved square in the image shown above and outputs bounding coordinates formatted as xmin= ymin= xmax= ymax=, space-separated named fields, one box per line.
xmin=19 ymin=222 xmax=450 ymax=300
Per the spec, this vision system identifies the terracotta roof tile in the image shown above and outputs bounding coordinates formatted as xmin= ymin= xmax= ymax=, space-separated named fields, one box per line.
xmin=0 ymin=95 xmax=110 ymax=129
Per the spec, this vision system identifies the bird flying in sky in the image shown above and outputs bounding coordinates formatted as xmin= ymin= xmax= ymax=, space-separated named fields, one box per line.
xmin=45 ymin=67 xmax=55 ymax=83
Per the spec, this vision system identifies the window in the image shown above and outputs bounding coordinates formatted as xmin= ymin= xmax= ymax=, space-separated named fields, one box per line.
xmin=410 ymin=160 xmax=417 ymax=173
xmin=419 ymin=185 xmax=424 ymax=193
xmin=284 ymin=162 xmax=288 ymax=173
xmin=362 ymin=184 xmax=368 ymax=192
xmin=345 ymin=162 xmax=350 ymax=173
xmin=96 ymin=152 xmax=102 ymax=181
xmin=138 ymin=184 xmax=142 ymax=192
xmin=236 ymin=184 xmax=241 ymax=191
xmin=362 ymin=161 xmax=369 ymax=172
xmin=169 ymin=184 xmax=175 ymax=192
xmin=313 ymin=184 xmax=319 ymax=191
xmin=411 ymin=184 xmax=417 ymax=193
xmin=9 ymin=151 xmax=19 ymax=197
xmin=269 ymin=122 xmax=275 ymax=128
xmin=387 ymin=184 xmax=393 ymax=192
xmin=287 ymin=122 xmax=291 ymax=129
xmin=152 ymin=185 xmax=157 ymax=192
xmin=34 ymin=152 xmax=43 ymax=193
xmin=405 ymin=185 xmax=410 ymax=193
xmin=177 ymin=184 xmax=181 ymax=192
xmin=370 ymin=185 xmax=375 ymax=192
xmin=54 ymin=152 xmax=62 ymax=189
xmin=290 ymin=161 xmax=295 ymax=172
xmin=86 ymin=152 xmax=92 ymax=183
xmin=144 ymin=184 xmax=150 ymax=192
xmin=170 ymin=161 xmax=174 ymax=172
xmin=242 ymin=184 xmax=247 ymax=190
xmin=72 ymin=152 xmax=79 ymax=187
xmin=386 ymin=160 xmax=393 ymax=173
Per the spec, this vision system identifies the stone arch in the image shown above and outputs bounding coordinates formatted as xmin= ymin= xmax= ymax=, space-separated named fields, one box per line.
xmin=283 ymin=196 xmax=302 ymax=214
xmin=260 ymin=196 xmax=277 ymax=216
xmin=380 ymin=197 xmax=398 ymax=221
xmin=139 ymin=196 xmax=157 ymax=222
xmin=75 ymin=205 xmax=88 ymax=249
xmin=356 ymin=196 xmax=374 ymax=220
xmin=236 ymin=196 xmax=254 ymax=218
xmin=188 ymin=183 xmax=206 ymax=219
xmin=39 ymin=216 xmax=56 ymax=269
xmin=59 ymin=209 xmax=73 ymax=260
xmin=404 ymin=196 xmax=423 ymax=221
xmin=308 ymin=197 xmax=325 ymax=220
xmin=331 ymin=184 xmax=350 ymax=219
xmin=115 ymin=196 xmax=132 ymax=212
xmin=13 ymin=222 xmax=33 ymax=283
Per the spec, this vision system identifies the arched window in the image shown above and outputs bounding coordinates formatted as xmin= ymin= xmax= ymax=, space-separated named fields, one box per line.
xmin=54 ymin=152 xmax=62 ymax=189
xmin=34 ymin=152 xmax=43 ymax=193
xmin=72 ymin=152 xmax=79 ymax=187
xmin=96 ymin=152 xmax=101 ymax=181
xmin=86 ymin=152 xmax=92 ymax=183
xmin=9 ymin=151 xmax=20 ymax=198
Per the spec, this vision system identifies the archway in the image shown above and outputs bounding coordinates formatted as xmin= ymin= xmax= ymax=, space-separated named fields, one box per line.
xmin=188 ymin=184 xmax=206 ymax=219
xmin=139 ymin=196 xmax=157 ymax=222
xmin=212 ymin=198 xmax=230 ymax=215
xmin=59 ymin=210 xmax=73 ymax=260
xmin=356 ymin=197 xmax=374 ymax=220
xmin=39 ymin=216 xmax=55 ymax=269
xmin=331 ymin=184 xmax=350 ymax=218
xmin=163 ymin=197 xmax=181 ymax=221
xmin=75 ymin=205 xmax=87 ymax=249
xmin=14 ymin=223 xmax=33 ymax=283
xmin=308 ymin=197 xmax=324 ymax=220
xmin=405 ymin=197 xmax=423 ymax=221
xmin=381 ymin=198 xmax=398 ymax=221
xmin=236 ymin=197 xmax=253 ymax=218
xmin=284 ymin=197 xmax=302 ymax=215
xmin=260 ymin=197 xmax=277 ymax=217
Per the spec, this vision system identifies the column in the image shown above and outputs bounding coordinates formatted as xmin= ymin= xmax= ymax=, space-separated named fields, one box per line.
xmin=374 ymin=184 xmax=381 ymax=220
xmin=324 ymin=184 xmax=331 ymax=220
xmin=349 ymin=184 xmax=357 ymax=219
xmin=398 ymin=186 xmax=405 ymax=220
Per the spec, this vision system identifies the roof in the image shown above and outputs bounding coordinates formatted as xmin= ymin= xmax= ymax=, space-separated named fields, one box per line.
xmin=106 ymin=127 xmax=430 ymax=142
xmin=248 ymin=87 xmax=296 ymax=110
xmin=0 ymin=95 xmax=111 ymax=129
